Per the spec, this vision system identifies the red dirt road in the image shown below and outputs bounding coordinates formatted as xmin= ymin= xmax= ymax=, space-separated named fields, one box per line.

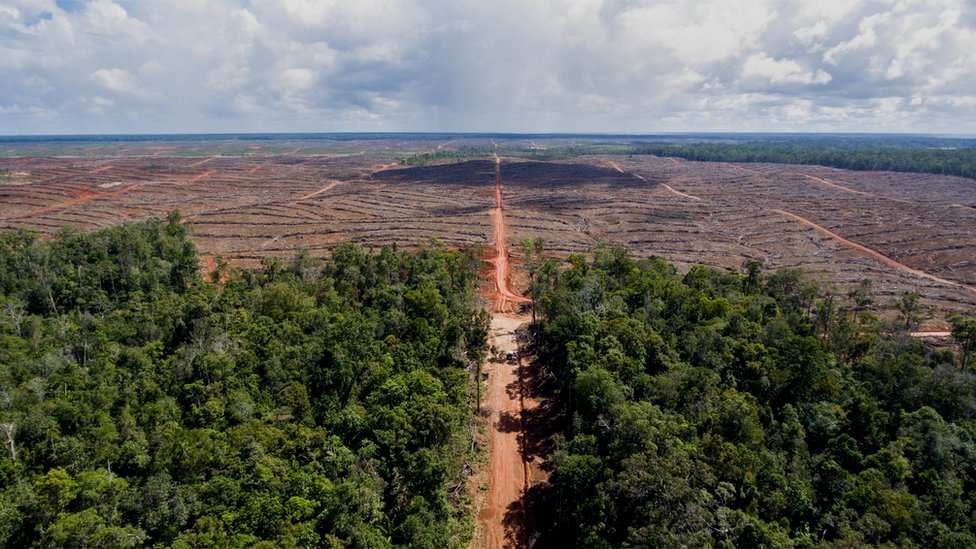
xmin=475 ymin=153 xmax=531 ymax=549
xmin=0 ymin=184 xmax=140 ymax=220
xmin=488 ymin=154 xmax=531 ymax=313
xmin=608 ymin=160 xmax=702 ymax=201
xmin=187 ymin=156 xmax=216 ymax=168
xmin=801 ymin=174 xmax=910 ymax=204
xmin=774 ymin=209 xmax=976 ymax=296
xmin=297 ymin=180 xmax=344 ymax=200
xmin=185 ymin=170 xmax=216 ymax=184
xmin=478 ymin=315 xmax=529 ymax=549
xmin=295 ymin=164 xmax=396 ymax=201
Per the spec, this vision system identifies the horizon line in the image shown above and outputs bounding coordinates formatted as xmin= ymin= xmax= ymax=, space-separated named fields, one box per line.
xmin=2 ymin=131 xmax=976 ymax=140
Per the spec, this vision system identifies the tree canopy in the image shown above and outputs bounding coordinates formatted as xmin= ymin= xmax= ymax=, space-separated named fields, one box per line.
xmin=0 ymin=216 xmax=489 ymax=547
xmin=529 ymin=245 xmax=976 ymax=547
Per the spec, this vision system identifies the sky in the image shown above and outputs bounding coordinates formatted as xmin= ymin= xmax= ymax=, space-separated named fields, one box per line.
xmin=1 ymin=0 xmax=974 ymax=135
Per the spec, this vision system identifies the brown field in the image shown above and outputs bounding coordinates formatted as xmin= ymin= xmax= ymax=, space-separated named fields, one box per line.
xmin=2 ymin=138 xmax=976 ymax=324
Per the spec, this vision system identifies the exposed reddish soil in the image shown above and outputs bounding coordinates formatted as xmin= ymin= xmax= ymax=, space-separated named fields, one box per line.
xmin=553 ymin=155 xmax=976 ymax=322
xmin=1 ymin=183 xmax=139 ymax=219
xmin=773 ymin=209 xmax=976 ymax=296
xmin=659 ymin=181 xmax=702 ymax=201
xmin=185 ymin=170 xmax=215 ymax=183
xmin=187 ymin=157 xmax=216 ymax=168
xmin=477 ymin=314 xmax=530 ymax=549
xmin=2 ymin=138 xmax=976 ymax=545
xmin=608 ymin=160 xmax=701 ymax=200
xmin=474 ymin=153 xmax=532 ymax=548
xmin=800 ymin=173 xmax=908 ymax=202
xmin=2 ymin=140 xmax=975 ymax=322
xmin=297 ymin=180 xmax=344 ymax=201
xmin=488 ymin=154 xmax=531 ymax=313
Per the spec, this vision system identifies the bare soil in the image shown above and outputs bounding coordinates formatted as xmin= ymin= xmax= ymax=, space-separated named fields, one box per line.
xmin=475 ymin=314 xmax=529 ymax=549
xmin=2 ymin=137 xmax=976 ymax=544
xmin=488 ymin=154 xmax=531 ymax=314
xmin=3 ymin=141 xmax=976 ymax=325
xmin=4 ymin=143 xmax=976 ymax=325
xmin=473 ymin=152 xmax=534 ymax=548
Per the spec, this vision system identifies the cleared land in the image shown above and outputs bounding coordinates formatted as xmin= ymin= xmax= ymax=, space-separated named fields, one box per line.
xmin=3 ymin=139 xmax=976 ymax=321
xmin=504 ymin=154 xmax=976 ymax=319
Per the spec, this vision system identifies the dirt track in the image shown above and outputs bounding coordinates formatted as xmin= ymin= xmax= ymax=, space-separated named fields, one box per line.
xmin=608 ymin=160 xmax=701 ymax=200
xmin=773 ymin=209 xmax=976 ymax=296
xmin=475 ymin=153 xmax=531 ymax=549
xmin=488 ymin=154 xmax=531 ymax=313
xmin=800 ymin=173 xmax=901 ymax=201
xmin=185 ymin=170 xmax=216 ymax=184
xmin=477 ymin=315 xmax=528 ymax=549
xmin=0 ymin=183 xmax=140 ymax=220
xmin=297 ymin=180 xmax=344 ymax=200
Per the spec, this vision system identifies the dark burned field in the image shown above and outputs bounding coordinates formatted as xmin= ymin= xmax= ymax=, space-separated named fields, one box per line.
xmin=2 ymin=139 xmax=976 ymax=323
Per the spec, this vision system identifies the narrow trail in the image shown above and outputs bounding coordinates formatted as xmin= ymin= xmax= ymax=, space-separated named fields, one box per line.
xmin=297 ymin=180 xmax=344 ymax=200
xmin=608 ymin=160 xmax=701 ymax=201
xmin=477 ymin=152 xmax=531 ymax=549
xmin=185 ymin=170 xmax=216 ymax=184
xmin=730 ymin=164 xmax=915 ymax=204
xmin=187 ymin=156 xmax=216 ymax=168
xmin=773 ymin=209 xmax=976 ymax=296
xmin=488 ymin=153 xmax=531 ymax=313
xmin=294 ymin=164 xmax=397 ymax=202
xmin=801 ymin=174 xmax=910 ymax=204
xmin=0 ymin=184 xmax=140 ymax=220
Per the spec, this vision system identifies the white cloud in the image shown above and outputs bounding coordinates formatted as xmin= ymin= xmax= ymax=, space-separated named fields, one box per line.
xmin=90 ymin=68 xmax=138 ymax=94
xmin=742 ymin=53 xmax=832 ymax=85
xmin=280 ymin=68 xmax=316 ymax=90
xmin=823 ymin=12 xmax=888 ymax=65
xmin=0 ymin=0 xmax=974 ymax=134
xmin=616 ymin=1 xmax=777 ymax=65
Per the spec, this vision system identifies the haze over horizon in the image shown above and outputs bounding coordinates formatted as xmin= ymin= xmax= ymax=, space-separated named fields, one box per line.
xmin=2 ymin=0 xmax=974 ymax=136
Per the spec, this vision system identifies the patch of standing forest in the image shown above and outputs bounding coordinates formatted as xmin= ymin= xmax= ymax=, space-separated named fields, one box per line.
xmin=0 ymin=215 xmax=490 ymax=547
xmin=525 ymin=246 xmax=976 ymax=547
xmin=2 ymin=216 xmax=976 ymax=547
xmin=635 ymin=142 xmax=976 ymax=179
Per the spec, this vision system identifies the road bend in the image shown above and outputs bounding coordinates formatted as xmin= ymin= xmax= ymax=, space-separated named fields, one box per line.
xmin=476 ymin=152 xmax=531 ymax=549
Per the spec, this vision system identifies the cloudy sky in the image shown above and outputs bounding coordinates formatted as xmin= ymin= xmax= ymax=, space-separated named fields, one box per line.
xmin=1 ymin=0 xmax=974 ymax=135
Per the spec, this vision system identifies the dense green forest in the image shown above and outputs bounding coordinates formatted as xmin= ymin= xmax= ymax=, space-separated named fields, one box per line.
xmin=529 ymin=247 xmax=976 ymax=547
xmin=4 ymin=215 xmax=976 ymax=548
xmin=498 ymin=138 xmax=976 ymax=179
xmin=396 ymin=146 xmax=492 ymax=167
xmin=0 ymin=215 xmax=489 ymax=547
xmin=629 ymin=143 xmax=976 ymax=179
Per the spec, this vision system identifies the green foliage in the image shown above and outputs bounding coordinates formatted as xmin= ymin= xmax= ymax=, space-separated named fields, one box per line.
xmin=0 ymin=218 xmax=488 ymax=547
xmin=495 ymin=137 xmax=976 ymax=179
xmin=630 ymin=142 xmax=976 ymax=179
xmin=396 ymin=146 xmax=491 ymax=166
xmin=534 ymin=245 xmax=976 ymax=547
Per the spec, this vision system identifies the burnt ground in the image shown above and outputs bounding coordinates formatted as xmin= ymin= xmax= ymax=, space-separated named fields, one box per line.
xmin=3 ymin=144 xmax=976 ymax=320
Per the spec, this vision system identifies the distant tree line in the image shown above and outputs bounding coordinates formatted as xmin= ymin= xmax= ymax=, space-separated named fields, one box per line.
xmin=493 ymin=138 xmax=976 ymax=180
xmin=631 ymin=143 xmax=976 ymax=179
xmin=0 ymin=216 xmax=489 ymax=547
xmin=527 ymin=244 xmax=976 ymax=547
xmin=396 ymin=146 xmax=492 ymax=167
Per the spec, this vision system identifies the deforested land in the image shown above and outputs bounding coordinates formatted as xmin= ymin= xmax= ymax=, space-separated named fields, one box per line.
xmin=1 ymin=133 xmax=976 ymax=547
